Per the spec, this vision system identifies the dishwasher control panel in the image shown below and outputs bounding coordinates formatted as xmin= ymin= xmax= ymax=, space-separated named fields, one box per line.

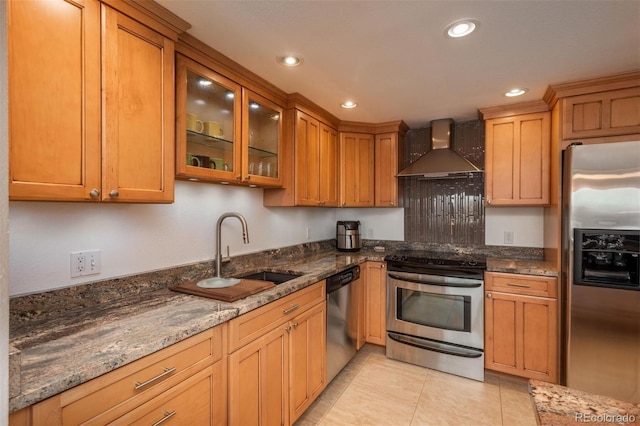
xmin=326 ymin=265 xmax=360 ymax=293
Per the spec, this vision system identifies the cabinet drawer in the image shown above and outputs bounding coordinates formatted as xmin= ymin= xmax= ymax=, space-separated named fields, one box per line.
xmin=485 ymin=272 xmax=557 ymax=298
xmin=61 ymin=326 xmax=223 ymax=425
xmin=228 ymin=281 xmax=325 ymax=353
xmin=112 ymin=361 xmax=225 ymax=426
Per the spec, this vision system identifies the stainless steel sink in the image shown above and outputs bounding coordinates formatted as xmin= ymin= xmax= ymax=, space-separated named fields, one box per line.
xmin=239 ymin=271 xmax=302 ymax=284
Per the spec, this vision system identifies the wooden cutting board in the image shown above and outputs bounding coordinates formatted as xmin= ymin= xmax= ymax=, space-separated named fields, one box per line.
xmin=170 ymin=279 xmax=276 ymax=302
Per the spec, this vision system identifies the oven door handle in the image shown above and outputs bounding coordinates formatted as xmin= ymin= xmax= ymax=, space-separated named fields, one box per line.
xmin=387 ymin=272 xmax=482 ymax=288
xmin=388 ymin=332 xmax=483 ymax=358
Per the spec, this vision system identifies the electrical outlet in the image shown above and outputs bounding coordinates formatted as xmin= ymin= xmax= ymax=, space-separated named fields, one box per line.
xmin=71 ymin=250 xmax=101 ymax=278
xmin=504 ymin=231 xmax=514 ymax=245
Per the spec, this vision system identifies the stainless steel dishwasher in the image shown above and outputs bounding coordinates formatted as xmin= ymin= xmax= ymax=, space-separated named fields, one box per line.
xmin=326 ymin=265 xmax=360 ymax=383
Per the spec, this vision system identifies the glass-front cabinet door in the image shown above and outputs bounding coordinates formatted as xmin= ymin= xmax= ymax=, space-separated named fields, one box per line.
xmin=241 ymin=89 xmax=283 ymax=187
xmin=176 ymin=54 xmax=284 ymax=187
xmin=176 ymin=54 xmax=241 ymax=182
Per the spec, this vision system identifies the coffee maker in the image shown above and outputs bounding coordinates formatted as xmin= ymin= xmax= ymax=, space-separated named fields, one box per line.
xmin=336 ymin=221 xmax=361 ymax=251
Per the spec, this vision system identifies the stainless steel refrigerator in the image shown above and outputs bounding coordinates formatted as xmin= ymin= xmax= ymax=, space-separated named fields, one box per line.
xmin=563 ymin=140 xmax=640 ymax=403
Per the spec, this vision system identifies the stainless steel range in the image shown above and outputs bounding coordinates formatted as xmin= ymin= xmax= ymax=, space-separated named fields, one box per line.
xmin=385 ymin=251 xmax=486 ymax=381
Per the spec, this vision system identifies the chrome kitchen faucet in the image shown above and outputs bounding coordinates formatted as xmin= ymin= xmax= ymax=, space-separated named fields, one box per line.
xmin=215 ymin=212 xmax=250 ymax=278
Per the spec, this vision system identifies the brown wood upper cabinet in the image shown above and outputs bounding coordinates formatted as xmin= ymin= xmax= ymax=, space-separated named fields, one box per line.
xmin=340 ymin=133 xmax=375 ymax=207
xmin=264 ymin=109 xmax=339 ymax=206
xmin=483 ymin=109 xmax=551 ymax=206
xmin=561 ymin=87 xmax=640 ymax=140
xmin=8 ymin=0 xmax=179 ymax=202
xmin=544 ymin=71 xmax=640 ymax=145
xmin=296 ymin=111 xmax=339 ymax=206
xmin=375 ymin=132 xmax=404 ymax=207
xmin=175 ymin=55 xmax=284 ymax=187
xmin=338 ymin=121 xmax=408 ymax=208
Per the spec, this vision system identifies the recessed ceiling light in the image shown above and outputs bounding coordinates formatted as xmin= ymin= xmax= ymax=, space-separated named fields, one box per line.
xmin=341 ymin=101 xmax=358 ymax=109
xmin=277 ymin=55 xmax=303 ymax=67
xmin=505 ymin=88 xmax=529 ymax=97
xmin=445 ymin=19 xmax=478 ymax=38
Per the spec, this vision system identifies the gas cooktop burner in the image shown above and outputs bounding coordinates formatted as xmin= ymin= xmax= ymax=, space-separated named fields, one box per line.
xmin=384 ymin=251 xmax=487 ymax=279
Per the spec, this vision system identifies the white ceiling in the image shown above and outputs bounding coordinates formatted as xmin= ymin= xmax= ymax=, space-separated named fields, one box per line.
xmin=156 ymin=0 xmax=640 ymax=129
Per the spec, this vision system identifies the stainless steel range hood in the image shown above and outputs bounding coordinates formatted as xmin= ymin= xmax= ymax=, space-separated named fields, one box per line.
xmin=397 ymin=118 xmax=482 ymax=178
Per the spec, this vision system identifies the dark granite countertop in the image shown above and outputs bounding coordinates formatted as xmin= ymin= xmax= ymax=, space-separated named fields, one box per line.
xmin=529 ymin=379 xmax=640 ymax=425
xmin=9 ymin=243 xmax=384 ymax=412
xmin=487 ymin=258 xmax=558 ymax=277
xmin=9 ymin=240 xmax=550 ymax=413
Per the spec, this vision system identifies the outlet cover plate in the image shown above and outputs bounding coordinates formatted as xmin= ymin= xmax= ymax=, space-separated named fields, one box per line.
xmin=70 ymin=250 xmax=101 ymax=278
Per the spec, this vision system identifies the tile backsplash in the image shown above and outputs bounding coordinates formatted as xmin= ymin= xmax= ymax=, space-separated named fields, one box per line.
xmin=403 ymin=120 xmax=485 ymax=245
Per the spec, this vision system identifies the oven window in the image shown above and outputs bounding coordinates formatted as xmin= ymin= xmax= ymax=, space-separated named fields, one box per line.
xmin=396 ymin=288 xmax=471 ymax=332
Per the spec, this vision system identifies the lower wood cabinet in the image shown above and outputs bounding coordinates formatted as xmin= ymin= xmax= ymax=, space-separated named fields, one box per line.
xmin=484 ymin=272 xmax=558 ymax=383
xmin=227 ymin=281 xmax=327 ymax=426
xmin=350 ymin=273 xmax=366 ymax=350
xmin=364 ymin=261 xmax=387 ymax=346
xmin=228 ymin=323 xmax=288 ymax=426
xmin=10 ymin=326 xmax=226 ymax=426
xmin=113 ymin=362 xmax=225 ymax=426
xmin=288 ymin=301 xmax=326 ymax=422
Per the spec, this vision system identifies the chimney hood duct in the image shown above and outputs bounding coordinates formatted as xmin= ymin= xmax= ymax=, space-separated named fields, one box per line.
xmin=397 ymin=118 xmax=482 ymax=178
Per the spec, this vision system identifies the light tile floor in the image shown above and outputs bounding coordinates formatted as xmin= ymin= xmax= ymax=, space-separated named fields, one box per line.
xmin=295 ymin=345 xmax=537 ymax=426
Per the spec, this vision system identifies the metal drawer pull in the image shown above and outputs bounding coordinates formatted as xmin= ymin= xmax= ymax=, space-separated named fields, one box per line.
xmin=152 ymin=410 xmax=177 ymax=426
xmin=134 ymin=367 xmax=176 ymax=390
xmin=293 ymin=321 xmax=299 ymax=328
xmin=285 ymin=325 xmax=292 ymax=333
xmin=507 ymin=282 xmax=531 ymax=288
xmin=282 ymin=304 xmax=299 ymax=314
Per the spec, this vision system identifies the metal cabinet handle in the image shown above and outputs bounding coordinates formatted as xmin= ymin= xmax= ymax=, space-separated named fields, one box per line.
xmin=89 ymin=188 xmax=100 ymax=198
xmin=245 ymin=175 xmax=251 ymax=181
xmin=152 ymin=410 xmax=177 ymax=426
xmin=487 ymin=199 xmax=492 ymax=205
xmin=134 ymin=367 xmax=176 ymax=390
xmin=390 ymin=202 xmax=395 ymax=206
xmin=282 ymin=304 xmax=299 ymax=315
xmin=109 ymin=190 xmax=119 ymax=198
xmin=507 ymin=283 xmax=531 ymax=288
xmin=317 ymin=201 xmax=326 ymax=205
xmin=285 ymin=325 xmax=292 ymax=333
xmin=487 ymin=293 xmax=492 ymax=298
xmin=293 ymin=322 xmax=299 ymax=328
xmin=236 ymin=175 xmax=242 ymax=180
